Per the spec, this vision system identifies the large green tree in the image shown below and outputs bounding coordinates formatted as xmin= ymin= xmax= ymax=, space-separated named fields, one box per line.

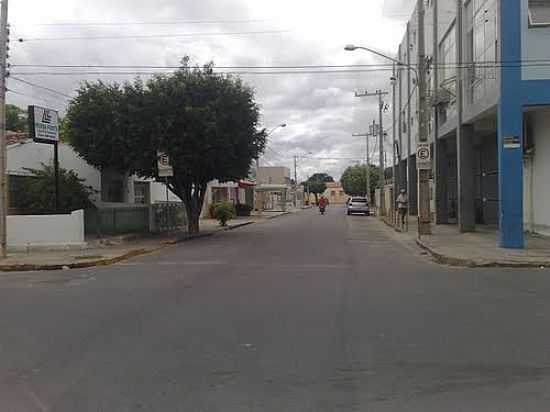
xmin=303 ymin=173 xmax=332 ymax=204
xmin=6 ymin=104 xmax=27 ymax=132
xmin=66 ymin=59 xmax=267 ymax=234
xmin=341 ymin=164 xmax=380 ymax=198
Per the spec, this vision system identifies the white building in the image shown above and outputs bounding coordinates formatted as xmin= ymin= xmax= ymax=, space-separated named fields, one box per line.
xmin=7 ymin=137 xmax=180 ymax=212
xmin=393 ymin=0 xmax=550 ymax=248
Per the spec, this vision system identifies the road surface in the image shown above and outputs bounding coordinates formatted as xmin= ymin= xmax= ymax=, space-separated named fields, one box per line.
xmin=1 ymin=207 xmax=550 ymax=411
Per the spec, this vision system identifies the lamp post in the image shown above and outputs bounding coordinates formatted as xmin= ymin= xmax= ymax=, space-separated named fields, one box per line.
xmin=345 ymin=42 xmax=431 ymax=235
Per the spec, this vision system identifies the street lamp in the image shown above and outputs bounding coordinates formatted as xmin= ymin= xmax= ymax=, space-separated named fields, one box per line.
xmin=266 ymin=123 xmax=287 ymax=137
xmin=344 ymin=44 xmax=418 ymax=80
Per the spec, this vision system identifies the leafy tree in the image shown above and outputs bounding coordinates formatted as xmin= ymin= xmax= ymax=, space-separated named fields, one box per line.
xmin=66 ymin=58 xmax=266 ymax=234
xmin=310 ymin=172 xmax=334 ymax=183
xmin=17 ymin=164 xmax=95 ymax=214
xmin=6 ymin=104 xmax=27 ymax=132
xmin=341 ymin=164 xmax=380 ymax=198
xmin=303 ymin=173 xmax=330 ymax=204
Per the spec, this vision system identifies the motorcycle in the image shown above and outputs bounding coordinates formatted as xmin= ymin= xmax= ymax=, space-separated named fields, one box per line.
xmin=319 ymin=205 xmax=326 ymax=215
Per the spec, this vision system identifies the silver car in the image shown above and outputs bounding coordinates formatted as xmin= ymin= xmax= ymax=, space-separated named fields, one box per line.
xmin=347 ymin=197 xmax=370 ymax=216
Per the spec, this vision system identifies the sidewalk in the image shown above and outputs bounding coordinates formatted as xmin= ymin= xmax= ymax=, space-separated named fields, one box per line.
xmin=0 ymin=210 xmax=293 ymax=272
xmin=388 ymin=216 xmax=550 ymax=267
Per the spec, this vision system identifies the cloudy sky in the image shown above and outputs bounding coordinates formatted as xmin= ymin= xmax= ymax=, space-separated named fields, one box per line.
xmin=8 ymin=0 xmax=415 ymax=181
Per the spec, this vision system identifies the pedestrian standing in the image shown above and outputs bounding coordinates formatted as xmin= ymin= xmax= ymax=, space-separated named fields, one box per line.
xmin=396 ymin=189 xmax=408 ymax=229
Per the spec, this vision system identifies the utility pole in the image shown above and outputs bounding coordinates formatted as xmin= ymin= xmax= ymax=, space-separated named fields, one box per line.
xmin=392 ymin=63 xmax=398 ymax=216
xmin=352 ymin=120 xmax=376 ymax=202
xmin=0 ymin=0 xmax=8 ymax=258
xmin=416 ymin=0 xmax=431 ymax=235
xmin=293 ymin=155 xmax=298 ymax=207
xmin=355 ymin=90 xmax=388 ymax=217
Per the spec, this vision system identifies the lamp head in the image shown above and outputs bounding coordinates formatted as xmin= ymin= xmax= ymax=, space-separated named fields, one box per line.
xmin=344 ymin=44 xmax=357 ymax=51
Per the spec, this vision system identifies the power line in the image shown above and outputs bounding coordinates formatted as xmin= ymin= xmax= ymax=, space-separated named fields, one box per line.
xmin=22 ymin=18 xmax=272 ymax=27
xmin=10 ymin=69 xmax=397 ymax=77
xmin=11 ymin=63 xmax=398 ymax=69
xmin=17 ymin=29 xmax=290 ymax=42
xmin=9 ymin=76 xmax=73 ymax=99
xmin=13 ymin=59 xmax=550 ymax=69
xmin=6 ymin=88 xmax=63 ymax=108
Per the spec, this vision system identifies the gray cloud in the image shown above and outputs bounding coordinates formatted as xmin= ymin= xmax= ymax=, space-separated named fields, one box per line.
xmin=8 ymin=0 xmax=405 ymax=180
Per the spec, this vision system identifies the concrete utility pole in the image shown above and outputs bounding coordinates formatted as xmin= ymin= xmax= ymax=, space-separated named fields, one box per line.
xmin=392 ymin=63 xmax=398 ymax=208
xmin=355 ymin=90 xmax=388 ymax=217
xmin=352 ymin=121 xmax=376 ymax=201
xmin=0 ymin=0 xmax=8 ymax=258
xmin=293 ymin=155 xmax=298 ymax=207
xmin=416 ymin=0 xmax=431 ymax=235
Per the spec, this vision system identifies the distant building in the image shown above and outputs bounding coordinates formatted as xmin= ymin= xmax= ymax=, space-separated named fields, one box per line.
xmin=324 ymin=182 xmax=347 ymax=204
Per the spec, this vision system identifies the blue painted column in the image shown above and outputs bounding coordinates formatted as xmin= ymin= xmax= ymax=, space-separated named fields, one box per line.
xmin=498 ymin=0 xmax=524 ymax=248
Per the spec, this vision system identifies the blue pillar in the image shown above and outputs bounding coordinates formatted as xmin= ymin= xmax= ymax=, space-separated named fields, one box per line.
xmin=497 ymin=103 xmax=524 ymax=249
xmin=498 ymin=0 xmax=524 ymax=249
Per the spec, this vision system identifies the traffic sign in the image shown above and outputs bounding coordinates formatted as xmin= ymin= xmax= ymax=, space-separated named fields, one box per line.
xmin=28 ymin=105 xmax=59 ymax=144
xmin=416 ymin=143 xmax=432 ymax=170
xmin=157 ymin=152 xmax=174 ymax=177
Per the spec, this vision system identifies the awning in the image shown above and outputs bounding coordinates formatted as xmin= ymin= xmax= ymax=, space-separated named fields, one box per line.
xmin=239 ymin=179 xmax=256 ymax=188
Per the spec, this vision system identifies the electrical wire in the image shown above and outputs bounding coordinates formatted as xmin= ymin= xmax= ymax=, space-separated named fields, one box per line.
xmin=24 ymin=18 xmax=272 ymax=27
xmin=17 ymin=29 xmax=290 ymax=42
xmin=6 ymin=88 xmax=63 ymax=108
xmin=13 ymin=59 xmax=550 ymax=69
xmin=9 ymin=76 xmax=73 ymax=99
xmin=10 ymin=69 xmax=398 ymax=77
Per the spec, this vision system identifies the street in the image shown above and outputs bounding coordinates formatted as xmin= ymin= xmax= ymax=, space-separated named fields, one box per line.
xmin=1 ymin=207 xmax=550 ymax=411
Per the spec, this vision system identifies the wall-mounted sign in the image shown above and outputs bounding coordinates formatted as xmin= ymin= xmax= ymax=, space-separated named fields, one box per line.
xmin=416 ymin=143 xmax=432 ymax=170
xmin=157 ymin=152 xmax=174 ymax=177
xmin=28 ymin=105 xmax=59 ymax=144
xmin=503 ymin=136 xmax=521 ymax=149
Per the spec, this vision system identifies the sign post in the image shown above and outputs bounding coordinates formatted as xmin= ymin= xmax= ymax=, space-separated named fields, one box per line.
xmin=157 ymin=152 xmax=174 ymax=203
xmin=28 ymin=106 xmax=60 ymax=212
xmin=416 ymin=143 xmax=432 ymax=170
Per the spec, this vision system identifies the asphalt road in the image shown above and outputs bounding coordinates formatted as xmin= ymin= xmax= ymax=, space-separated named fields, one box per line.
xmin=2 ymin=207 xmax=550 ymax=411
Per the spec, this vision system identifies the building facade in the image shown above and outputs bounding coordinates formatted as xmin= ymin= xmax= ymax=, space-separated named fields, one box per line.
xmin=394 ymin=0 xmax=550 ymax=248
xmin=324 ymin=182 xmax=348 ymax=204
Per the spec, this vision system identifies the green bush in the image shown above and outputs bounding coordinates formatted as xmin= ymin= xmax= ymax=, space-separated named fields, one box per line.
xmin=213 ymin=201 xmax=235 ymax=226
xmin=209 ymin=202 xmax=218 ymax=218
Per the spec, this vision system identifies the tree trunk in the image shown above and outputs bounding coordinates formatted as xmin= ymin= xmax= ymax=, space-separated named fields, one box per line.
xmin=314 ymin=193 xmax=319 ymax=205
xmin=187 ymin=208 xmax=200 ymax=235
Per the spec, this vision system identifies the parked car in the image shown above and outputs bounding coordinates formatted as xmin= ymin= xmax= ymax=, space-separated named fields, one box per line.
xmin=347 ymin=197 xmax=369 ymax=216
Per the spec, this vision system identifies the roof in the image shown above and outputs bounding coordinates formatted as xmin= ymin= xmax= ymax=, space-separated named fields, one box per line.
xmin=7 ymin=132 xmax=30 ymax=146
xmin=325 ymin=181 xmax=343 ymax=189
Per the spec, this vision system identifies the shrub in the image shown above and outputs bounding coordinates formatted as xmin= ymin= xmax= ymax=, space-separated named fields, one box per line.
xmin=213 ymin=202 xmax=235 ymax=226
xmin=235 ymin=203 xmax=253 ymax=217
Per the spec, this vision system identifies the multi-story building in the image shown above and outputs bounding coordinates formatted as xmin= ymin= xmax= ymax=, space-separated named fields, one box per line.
xmin=394 ymin=0 xmax=550 ymax=248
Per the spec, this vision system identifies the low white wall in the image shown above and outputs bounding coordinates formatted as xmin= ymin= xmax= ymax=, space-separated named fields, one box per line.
xmin=7 ymin=210 xmax=86 ymax=251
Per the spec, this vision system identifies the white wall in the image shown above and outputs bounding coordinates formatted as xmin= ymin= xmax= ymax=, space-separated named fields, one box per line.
xmin=525 ymin=110 xmax=550 ymax=235
xmin=7 ymin=210 xmax=86 ymax=251
xmin=150 ymin=180 xmax=181 ymax=203
xmin=8 ymin=141 xmax=101 ymax=201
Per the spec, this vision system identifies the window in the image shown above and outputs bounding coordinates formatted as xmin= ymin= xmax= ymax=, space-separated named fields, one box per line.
xmin=529 ymin=0 xmax=550 ymax=27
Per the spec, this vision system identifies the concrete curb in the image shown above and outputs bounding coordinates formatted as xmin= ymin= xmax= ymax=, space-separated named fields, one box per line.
xmin=0 ymin=212 xmax=292 ymax=273
xmin=415 ymin=238 xmax=550 ymax=268
xmin=0 ymin=248 xmax=153 ymax=273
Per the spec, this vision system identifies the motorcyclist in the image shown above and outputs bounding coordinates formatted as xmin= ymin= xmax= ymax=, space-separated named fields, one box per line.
xmin=318 ymin=195 xmax=328 ymax=213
